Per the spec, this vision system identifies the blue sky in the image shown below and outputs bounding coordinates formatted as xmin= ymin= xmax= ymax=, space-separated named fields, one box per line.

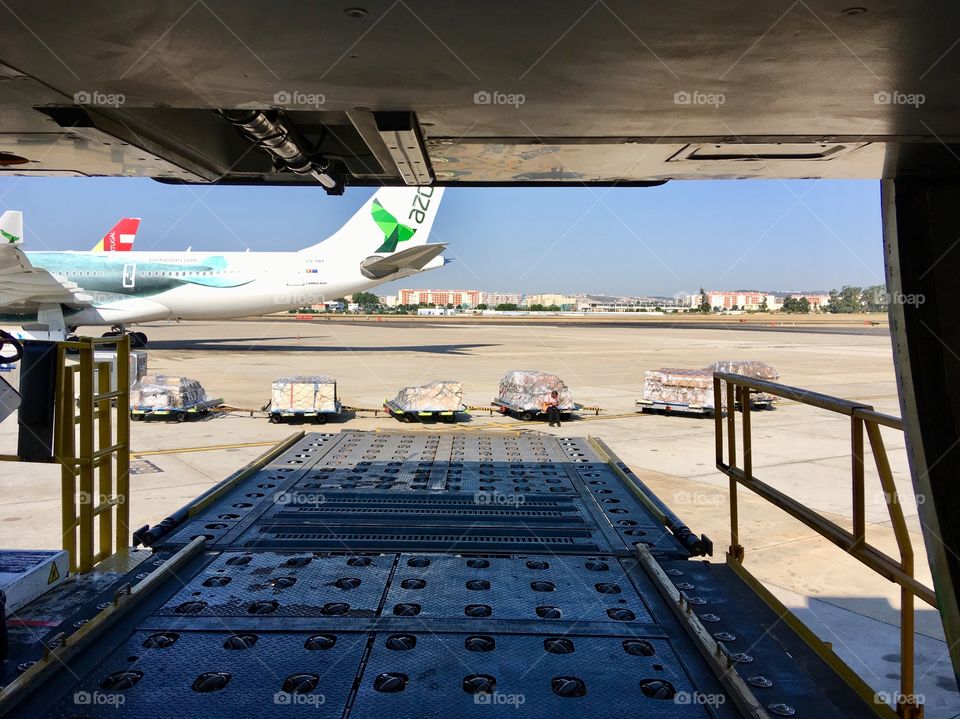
xmin=0 ymin=177 xmax=883 ymax=296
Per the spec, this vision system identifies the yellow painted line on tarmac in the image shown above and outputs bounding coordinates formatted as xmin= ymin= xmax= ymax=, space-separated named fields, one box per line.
xmin=132 ymin=440 xmax=280 ymax=458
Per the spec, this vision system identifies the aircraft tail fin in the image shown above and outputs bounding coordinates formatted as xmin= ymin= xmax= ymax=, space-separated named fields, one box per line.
xmin=303 ymin=187 xmax=445 ymax=258
xmin=91 ymin=217 xmax=140 ymax=252
xmin=0 ymin=211 xmax=23 ymax=246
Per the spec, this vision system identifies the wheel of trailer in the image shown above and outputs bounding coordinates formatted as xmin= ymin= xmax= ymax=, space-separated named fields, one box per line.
xmin=443 ymin=415 xmax=456 ymax=424
xmin=130 ymin=413 xmax=143 ymax=421
xmin=131 ymin=332 xmax=148 ymax=348
xmin=520 ymin=411 xmax=534 ymax=421
xmin=314 ymin=414 xmax=327 ymax=425
xmin=176 ymin=412 xmax=187 ymax=423
xmin=404 ymin=413 xmax=416 ymax=423
xmin=269 ymin=414 xmax=281 ymax=424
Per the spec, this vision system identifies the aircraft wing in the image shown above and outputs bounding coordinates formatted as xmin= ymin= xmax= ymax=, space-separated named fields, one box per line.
xmin=360 ymin=243 xmax=447 ymax=280
xmin=0 ymin=244 xmax=91 ymax=309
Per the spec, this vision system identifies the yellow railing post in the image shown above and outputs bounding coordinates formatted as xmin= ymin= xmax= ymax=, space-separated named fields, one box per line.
xmin=96 ymin=360 xmax=113 ymax=561
xmin=57 ymin=354 xmax=78 ymax=574
xmin=865 ymin=420 xmax=922 ymax=718
xmin=115 ymin=334 xmax=130 ymax=556
xmin=714 ymin=377 xmax=724 ymax=464
xmin=725 ymin=380 xmax=743 ymax=561
xmin=77 ymin=344 xmax=95 ymax=573
xmin=726 ymin=381 xmax=737 ymax=470
xmin=852 ymin=415 xmax=866 ymax=548
xmin=741 ymin=385 xmax=752 ymax=481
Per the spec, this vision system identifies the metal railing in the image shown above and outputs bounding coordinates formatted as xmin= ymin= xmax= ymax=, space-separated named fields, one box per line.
xmin=57 ymin=336 xmax=131 ymax=574
xmin=713 ymin=372 xmax=933 ymax=719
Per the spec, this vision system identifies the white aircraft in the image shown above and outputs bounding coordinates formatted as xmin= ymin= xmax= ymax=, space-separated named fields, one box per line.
xmin=0 ymin=187 xmax=445 ymax=346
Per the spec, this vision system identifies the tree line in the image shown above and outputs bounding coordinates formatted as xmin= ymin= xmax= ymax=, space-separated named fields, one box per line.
xmin=690 ymin=285 xmax=889 ymax=314
xmin=824 ymin=285 xmax=887 ymax=313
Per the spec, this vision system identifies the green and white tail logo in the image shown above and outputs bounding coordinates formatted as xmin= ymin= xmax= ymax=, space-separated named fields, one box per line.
xmin=0 ymin=210 xmax=23 ymax=245
xmin=371 ymin=199 xmax=416 ymax=253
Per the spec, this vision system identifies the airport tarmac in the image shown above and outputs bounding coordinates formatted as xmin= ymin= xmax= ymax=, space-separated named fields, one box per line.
xmin=0 ymin=316 xmax=957 ymax=715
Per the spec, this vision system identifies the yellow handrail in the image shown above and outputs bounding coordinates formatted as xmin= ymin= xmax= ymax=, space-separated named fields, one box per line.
xmin=714 ymin=372 xmax=929 ymax=719
xmin=56 ymin=336 xmax=131 ymax=574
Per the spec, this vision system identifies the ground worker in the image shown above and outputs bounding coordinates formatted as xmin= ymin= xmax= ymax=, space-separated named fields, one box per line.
xmin=544 ymin=390 xmax=562 ymax=427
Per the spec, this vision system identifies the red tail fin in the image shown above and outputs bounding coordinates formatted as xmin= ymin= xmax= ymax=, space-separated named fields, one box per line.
xmin=92 ymin=218 xmax=140 ymax=252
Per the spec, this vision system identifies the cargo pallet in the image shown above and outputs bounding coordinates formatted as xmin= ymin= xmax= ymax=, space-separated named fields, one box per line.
xmin=0 ymin=431 xmax=888 ymax=719
xmin=268 ymin=402 xmax=343 ymax=424
xmin=636 ymin=398 xmax=774 ymax=416
xmin=130 ymin=398 xmax=223 ymax=422
xmin=383 ymin=398 xmax=461 ymax=423
xmin=492 ymin=397 xmax=578 ymax=421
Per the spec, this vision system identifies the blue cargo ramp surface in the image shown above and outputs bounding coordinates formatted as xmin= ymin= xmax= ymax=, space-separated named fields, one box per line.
xmin=3 ymin=431 xmax=885 ymax=718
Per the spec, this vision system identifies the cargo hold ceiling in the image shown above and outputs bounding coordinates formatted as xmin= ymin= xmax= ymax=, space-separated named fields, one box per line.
xmin=0 ymin=1 xmax=959 ymax=185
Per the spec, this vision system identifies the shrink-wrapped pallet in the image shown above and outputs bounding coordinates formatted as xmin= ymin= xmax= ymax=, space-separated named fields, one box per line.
xmin=271 ymin=376 xmax=338 ymax=412
xmin=391 ymin=380 xmax=463 ymax=412
xmin=707 ymin=360 xmax=779 ymax=404
xmin=131 ymin=375 xmax=208 ymax=409
xmin=707 ymin=360 xmax=779 ymax=381
xmin=642 ymin=360 xmax=780 ymax=409
xmin=496 ymin=370 xmax=575 ymax=411
xmin=641 ymin=368 xmax=714 ymax=407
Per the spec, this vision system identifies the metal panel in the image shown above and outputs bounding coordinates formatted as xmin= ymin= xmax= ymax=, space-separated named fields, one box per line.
xmin=225 ymin=432 xmax=685 ymax=556
xmin=4 ymin=3 xmax=960 ymax=184
xmin=354 ymin=632 xmax=715 ymax=718
xmin=159 ymin=434 xmax=343 ymax=548
xmin=42 ymin=630 xmax=368 ymax=719
xmin=155 ymin=552 xmax=393 ymax=619
xmin=384 ymin=553 xmax=652 ymax=624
